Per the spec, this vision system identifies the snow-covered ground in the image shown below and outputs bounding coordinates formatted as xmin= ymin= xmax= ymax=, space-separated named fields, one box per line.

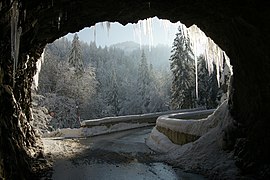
xmin=146 ymin=101 xmax=240 ymax=179
xmin=40 ymin=101 xmax=240 ymax=179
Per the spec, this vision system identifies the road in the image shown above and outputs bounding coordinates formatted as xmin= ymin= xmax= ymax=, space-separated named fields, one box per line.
xmin=49 ymin=127 xmax=206 ymax=180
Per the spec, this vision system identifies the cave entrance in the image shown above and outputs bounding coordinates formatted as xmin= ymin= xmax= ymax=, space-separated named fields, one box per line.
xmin=1 ymin=1 xmax=269 ymax=179
xmin=33 ymin=17 xmax=232 ymax=132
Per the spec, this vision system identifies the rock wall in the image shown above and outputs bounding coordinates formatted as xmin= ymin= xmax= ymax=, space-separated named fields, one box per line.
xmin=1 ymin=0 xmax=270 ymax=178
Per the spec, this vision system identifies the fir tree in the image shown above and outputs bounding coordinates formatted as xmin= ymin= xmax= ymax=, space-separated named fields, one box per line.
xmin=68 ymin=33 xmax=85 ymax=124
xmin=197 ymin=55 xmax=209 ymax=107
xmin=207 ymin=63 xmax=219 ymax=108
xmin=136 ymin=50 xmax=151 ymax=113
xmin=68 ymin=33 xmax=84 ymax=75
xmin=170 ymin=26 xmax=195 ymax=109
xmin=108 ymin=67 xmax=120 ymax=115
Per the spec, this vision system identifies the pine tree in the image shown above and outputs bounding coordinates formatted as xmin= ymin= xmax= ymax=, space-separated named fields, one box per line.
xmin=197 ymin=55 xmax=209 ymax=107
xmin=68 ymin=33 xmax=85 ymax=124
xmin=108 ymin=67 xmax=120 ymax=115
xmin=136 ymin=50 xmax=151 ymax=113
xmin=68 ymin=33 xmax=84 ymax=75
xmin=207 ymin=63 xmax=219 ymax=108
xmin=170 ymin=26 xmax=195 ymax=109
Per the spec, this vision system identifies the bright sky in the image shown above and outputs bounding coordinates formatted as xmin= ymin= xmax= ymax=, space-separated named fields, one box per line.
xmin=65 ymin=17 xmax=181 ymax=47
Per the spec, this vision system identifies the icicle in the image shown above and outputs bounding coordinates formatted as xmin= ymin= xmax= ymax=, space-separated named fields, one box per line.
xmin=23 ymin=9 xmax=26 ymax=21
xmin=132 ymin=18 xmax=155 ymax=51
xmin=57 ymin=12 xmax=62 ymax=30
xmin=133 ymin=22 xmax=142 ymax=49
xmin=224 ymin=52 xmax=233 ymax=75
xmin=160 ymin=19 xmax=170 ymax=42
xmin=194 ymin=45 xmax=199 ymax=100
xmin=93 ymin=24 xmax=96 ymax=43
xmin=186 ymin=24 xmax=232 ymax=88
xmin=57 ymin=16 xmax=61 ymax=30
xmin=100 ymin=22 xmax=104 ymax=29
xmin=98 ymin=21 xmax=111 ymax=37
xmin=106 ymin=21 xmax=111 ymax=37
xmin=11 ymin=1 xmax=21 ymax=87
xmin=33 ymin=50 xmax=45 ymax=90
xmin=146 ymin=18 xmax=154 ymax=51
xmin=142 ymin=19 xmax=147 ymax=35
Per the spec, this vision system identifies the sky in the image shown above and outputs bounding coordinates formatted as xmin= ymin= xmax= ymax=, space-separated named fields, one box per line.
xmin=65 ymin=17 xmax=181 ymax=47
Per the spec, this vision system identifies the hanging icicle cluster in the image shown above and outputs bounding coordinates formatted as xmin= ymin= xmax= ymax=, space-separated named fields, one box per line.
xmin=183 ymin=25 xmax=233 ymax=90
xmin=132 ymin=18 xmax=154 ymax=51
xmin=100 ymin=21 xmax=111 ymax=37
xmin=93 ymin=21 xmax=112 ymax=43
xmin=91 ymin=17 xmax=178 ymax=51
xmin=10 ymin=1 xmax=22 ymax=87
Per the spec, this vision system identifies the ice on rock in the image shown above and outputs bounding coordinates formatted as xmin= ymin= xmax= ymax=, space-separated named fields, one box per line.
xmin=10 ymin=1 xmax=22 ymax=87
xmin=33 ymin=50 xmax=45 ymax=90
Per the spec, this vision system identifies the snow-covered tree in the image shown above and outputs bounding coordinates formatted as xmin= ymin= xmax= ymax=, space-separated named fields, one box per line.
xmin=197 ymin=55 xmax=209 ymax=107
xmin=197 ymin=55 xmax=220 ymax=108
xmin=68 ymin=33 xmax=84 ymax=75
xmin=67 ymin=33 xmax=86 ymax=123
xmin=136 ymin=51 xmax=151 ymax=113
xmin=38 ymin=38 xmax=172 ymax=125
xmin=38 ymin=37 xmax=97 ymax=128
xmin=107 ymin=67 xmax=120 ymax=115
xmin=170 ymin=26 xmax=196 ymax=109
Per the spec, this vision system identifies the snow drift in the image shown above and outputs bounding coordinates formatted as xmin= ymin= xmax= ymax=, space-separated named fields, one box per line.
xmin=146 ymin=101 xmax=240 ymax=179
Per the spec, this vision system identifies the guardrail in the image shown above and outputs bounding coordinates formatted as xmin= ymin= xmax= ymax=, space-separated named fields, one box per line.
xmin=81 ymin=108 xmax=206 ymax=128
xmin=155 ymin=109 xmax=216 ymax=145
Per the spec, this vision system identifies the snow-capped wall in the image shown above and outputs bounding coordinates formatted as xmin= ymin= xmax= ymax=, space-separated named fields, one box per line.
xmin=81 ymin=108 xmax=204 ymax=127
xmin=146 ymin=101 xmax=240 ymax=179
xmin=154 ymin=109 xmax=215 ymax=145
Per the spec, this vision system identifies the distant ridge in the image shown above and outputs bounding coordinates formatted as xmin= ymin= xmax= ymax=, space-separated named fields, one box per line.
xmin=111 ymin=41 xmax=170 ymax=53
xmin=110 ymin=41 xmax=140 ymax=52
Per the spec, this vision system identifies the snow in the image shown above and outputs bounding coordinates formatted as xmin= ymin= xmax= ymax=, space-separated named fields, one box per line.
xmin=81 ymin=109 xmax=202 ymax=127
xmin=42 ymin=122 xmax=152 ymax=138
xmin=42 ymin=138 xmax=89 ymax=160
xmin=146 ymin=101 xmax=240 ymax=178
xmin=146 ymin=127 xmax=181 ymax=153
xmin=155 ymin=109 xmax=216 ymax=136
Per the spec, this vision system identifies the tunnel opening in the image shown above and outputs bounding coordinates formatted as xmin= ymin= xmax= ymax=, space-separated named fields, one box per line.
xmin=1 ymin=0 xmax=270 ymax=179
xmin=33 ymin=18 xmax=231 ymax=132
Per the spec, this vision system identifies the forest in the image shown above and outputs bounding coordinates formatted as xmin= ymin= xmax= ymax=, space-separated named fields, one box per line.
xmin=33 ymin=26 xmax=230 ymax=130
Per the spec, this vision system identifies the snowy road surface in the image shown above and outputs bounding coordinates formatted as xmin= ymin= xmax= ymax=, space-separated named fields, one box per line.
xmin=44 ymin=127 xmax=206 ymax=180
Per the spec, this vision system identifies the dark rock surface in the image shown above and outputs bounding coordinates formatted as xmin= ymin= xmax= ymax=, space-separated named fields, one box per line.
xmin=1 ymin=0 xmax=270 ymax=179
